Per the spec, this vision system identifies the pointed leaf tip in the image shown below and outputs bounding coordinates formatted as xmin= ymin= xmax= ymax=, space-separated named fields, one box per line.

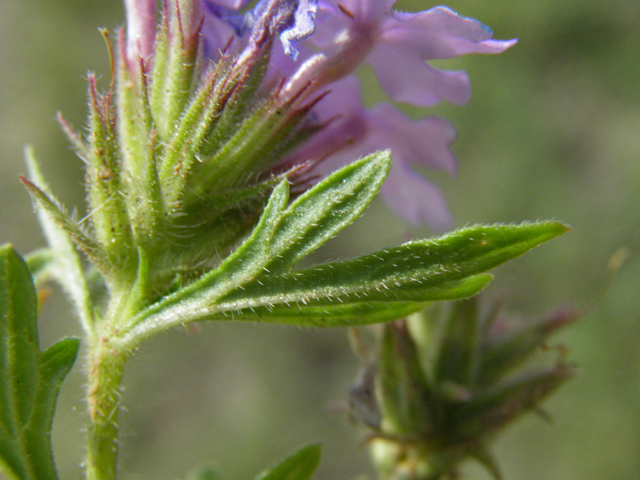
xmin=253 ymin=444 xmax=321 ymax=480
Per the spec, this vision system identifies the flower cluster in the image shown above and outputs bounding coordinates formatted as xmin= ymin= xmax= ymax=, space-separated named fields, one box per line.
xmin=24 ymin=0 xmax=516 ymax=308
xmin=126 ymin=0 xmax=515 ymax=230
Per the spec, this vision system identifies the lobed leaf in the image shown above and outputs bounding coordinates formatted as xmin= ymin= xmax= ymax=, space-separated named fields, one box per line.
xmin=0 ymin=245 xmax=80 ymax=480
xmin=117 ymin=154 xmax=569 ymax=349
xmin=264 ymin=151 xmax=390 ymax=274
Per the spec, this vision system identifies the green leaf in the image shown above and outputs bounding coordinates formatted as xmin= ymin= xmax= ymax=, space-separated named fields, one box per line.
xmin=215 ymin=265 xmax=493 ymax=310
xmin=0 ymin=245 xmax=80 ymax=480
xmin=117 ymin=153 xmax=569 ymax=348
xmin=263 ymin=151 xmax=390 ymax=274
xmin=253 ymin=444 xmax=321 ymax=480
xmin=213 ymin=300 xmax=428 ymax=327
xmin=125 ymin=278 xmax=487 ymax=344
xmin=119 ymin=154 xmax=391 ymax=343
xmin=205 ymin=220 xmax=565 ymax=316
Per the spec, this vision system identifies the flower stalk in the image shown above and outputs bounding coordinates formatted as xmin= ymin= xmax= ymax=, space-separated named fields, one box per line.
xmin=86 ymin=336 xmax=128 ymax=480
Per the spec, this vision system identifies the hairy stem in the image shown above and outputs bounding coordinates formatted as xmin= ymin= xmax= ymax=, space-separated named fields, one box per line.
xmin=86 ymin=330 xmax=129 ymax=480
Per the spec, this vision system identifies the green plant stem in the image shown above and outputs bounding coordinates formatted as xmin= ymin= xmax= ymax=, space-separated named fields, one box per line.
xmin=86 ymin=329 xmax=129 ymax=480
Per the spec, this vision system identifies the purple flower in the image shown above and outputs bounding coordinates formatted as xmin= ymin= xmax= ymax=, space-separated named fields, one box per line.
xmin=124 ymin=0 xmax=157 ymax=71
xmin=366 ymin=6 xmax=517 ymax=107
xmin=199 ymin=0 xmax=318 ymax=61
xmin=283 ymin=77 xmax=457 ymax=229
xmin=283 ymin=2 xmax=516 ymax=105
xmin=123 ymin=0 xmax=515 ymax=230
xmin=206 ymin=0 xmax=250 ymax=8
xmin=123 ymin=0 xmax=254 ymax=68
xmin=243 ymin=0 xmax=318 ymax=60
xmin=274 ymin=1 xmax=515 ymax=229
xmin=201 ymin=0 xmax=247 ymax=58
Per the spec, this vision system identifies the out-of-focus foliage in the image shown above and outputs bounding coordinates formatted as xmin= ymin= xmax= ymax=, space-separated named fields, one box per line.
xmin=1 ymin=1 xmax=639 ymax=480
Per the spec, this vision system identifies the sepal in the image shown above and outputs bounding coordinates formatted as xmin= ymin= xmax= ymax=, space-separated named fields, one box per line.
xmin=149 ymin=1 xmax=202 ymax=139
xmin=85 ymin=75 xmax=134 ymax=266
xmin=158 ymin=67 xmax=227 ymax=208
xmin=185 ymin=467 xmax=223 ymax=480
xmin=116 ymin=31 xmax=164 ymax=249
xmin=21 ymin=176 xmax=98 ymax=256
xmin=378 ymin=321 xmax=433 ymax=436
xmin=433 ymin=297 xmax=480 ymax=389
xmin=478 ymin=306 xmax=579 ymax=387
xmin=453 ymin=365 xmax=574 ymax=440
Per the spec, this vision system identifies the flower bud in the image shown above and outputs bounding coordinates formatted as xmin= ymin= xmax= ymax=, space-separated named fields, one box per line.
xmin=349 ymin=298 xmax=578 ymax=479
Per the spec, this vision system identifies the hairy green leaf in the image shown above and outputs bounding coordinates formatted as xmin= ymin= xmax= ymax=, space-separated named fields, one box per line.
xmin=253 ymin=444 xmax=321 ymax=480
xmin=199 ymin=221 xmax=565 ymax=317
xmin=117 ymin=154 xmax=569 ymax=348
xmin=264 ymin=151 xmax=390 ymax=274
xmin=212 ymin=300 xmax=429 ymax=327
xmin=0 ymin=245 xmax=80 ymax=480
xmin=120 ymin=155 xmax=391 ymax=344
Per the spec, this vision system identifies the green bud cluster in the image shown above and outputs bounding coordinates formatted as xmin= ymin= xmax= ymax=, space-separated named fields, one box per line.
xmin=350 ymin=298 xmax=578 ymax=480
xmin=20 ymin=5 xmax=321 ymax=310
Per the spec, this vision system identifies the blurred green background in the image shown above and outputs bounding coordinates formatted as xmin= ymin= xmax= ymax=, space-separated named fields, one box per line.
xmin=1 ymin=0 xmax=640 ymax=479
